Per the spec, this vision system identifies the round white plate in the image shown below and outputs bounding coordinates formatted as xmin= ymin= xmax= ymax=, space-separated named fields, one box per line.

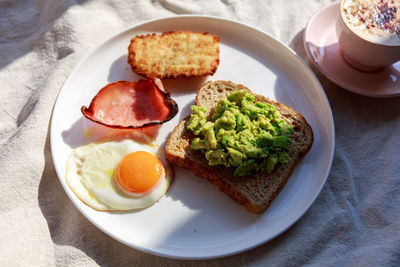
xmin=50 ymin=15 xmax=335 ymax=259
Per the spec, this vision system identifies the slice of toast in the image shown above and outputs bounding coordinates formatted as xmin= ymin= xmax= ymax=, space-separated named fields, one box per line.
xmin=165 ymin=80 xmax=314 ymax=213
xmin=128 ymin=31 xmax=220 ymax=79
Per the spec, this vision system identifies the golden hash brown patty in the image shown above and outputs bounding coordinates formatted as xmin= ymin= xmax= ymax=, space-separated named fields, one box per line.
xmin=128 ymin=31 xmax=220 ymax=79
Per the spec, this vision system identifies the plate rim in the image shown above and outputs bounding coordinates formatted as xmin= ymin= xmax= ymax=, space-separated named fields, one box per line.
xmin=50 ymin=14 xmax=335 ymax=259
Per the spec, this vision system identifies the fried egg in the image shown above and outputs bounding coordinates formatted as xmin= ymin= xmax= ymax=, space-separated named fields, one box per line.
xmin=65 ymin=139 xmax=173 ymax=211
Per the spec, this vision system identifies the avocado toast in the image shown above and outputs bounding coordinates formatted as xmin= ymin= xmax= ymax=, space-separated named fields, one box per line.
xmin=165 ymin=80 xmax=314 ymax=213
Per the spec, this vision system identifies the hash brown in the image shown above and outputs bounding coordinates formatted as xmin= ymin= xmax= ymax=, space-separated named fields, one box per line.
xmin=128 ymin=31 xmax=220 ymax=79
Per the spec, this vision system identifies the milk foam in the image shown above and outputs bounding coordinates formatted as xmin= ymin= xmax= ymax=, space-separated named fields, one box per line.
xmin=342 ymin=0 xmax=400 ymax=45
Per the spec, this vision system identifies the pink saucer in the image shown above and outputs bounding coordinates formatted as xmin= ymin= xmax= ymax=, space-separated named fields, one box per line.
xmin=304 ymin=1 xmax=400 ymax=97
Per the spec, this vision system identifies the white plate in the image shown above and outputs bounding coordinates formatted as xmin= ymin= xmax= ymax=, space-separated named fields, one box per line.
xmin=50 ymin=15 xmax=334 ymax=259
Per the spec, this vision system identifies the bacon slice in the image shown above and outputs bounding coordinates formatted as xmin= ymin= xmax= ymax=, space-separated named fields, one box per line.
xmin=81 ymin=78 xmax=178 ymax=129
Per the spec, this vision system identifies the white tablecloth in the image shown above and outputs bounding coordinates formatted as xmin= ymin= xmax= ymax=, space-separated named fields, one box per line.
xmin=1 ymin=0 xmax=399 ymax=265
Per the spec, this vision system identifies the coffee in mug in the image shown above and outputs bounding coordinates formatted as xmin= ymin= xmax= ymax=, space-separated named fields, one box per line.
xmin=336 ymin=0 xmax=400 ymax=71
xmin=341 ymin=0 xmax=400 ymax=45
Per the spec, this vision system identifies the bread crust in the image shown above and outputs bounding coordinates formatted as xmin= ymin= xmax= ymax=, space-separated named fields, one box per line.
xmin=165 ymin=80 xmax=314 ymax=213
xmin=128 ymin=31 xmax=220 ymax=79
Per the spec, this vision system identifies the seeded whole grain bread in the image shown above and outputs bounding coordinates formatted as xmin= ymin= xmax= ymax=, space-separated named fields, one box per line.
xmin=165 ymin=80 xmax=314 ymax=214
xmin=128 ymin=31 xmax=220 ymax=79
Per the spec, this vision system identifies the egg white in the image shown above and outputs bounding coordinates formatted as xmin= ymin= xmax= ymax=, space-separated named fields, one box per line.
xmin=65 ymin=139 xmax=172 ymax=211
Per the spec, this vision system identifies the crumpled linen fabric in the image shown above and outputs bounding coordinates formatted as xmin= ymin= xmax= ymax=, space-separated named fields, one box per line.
xmin=1 ymin=0 xmax=399 ymax=266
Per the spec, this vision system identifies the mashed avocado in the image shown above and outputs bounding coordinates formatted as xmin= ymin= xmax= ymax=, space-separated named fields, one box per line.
xmin=186 ymin=90 xmax=294 ymax=176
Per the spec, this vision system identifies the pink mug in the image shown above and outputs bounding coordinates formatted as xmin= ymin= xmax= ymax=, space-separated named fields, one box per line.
xmin=336 ymin=0 xmax=400 ymax=72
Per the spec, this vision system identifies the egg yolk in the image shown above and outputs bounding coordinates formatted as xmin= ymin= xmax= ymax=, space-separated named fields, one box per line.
xmin=116 ymin=151 xmax=163 ymax=194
